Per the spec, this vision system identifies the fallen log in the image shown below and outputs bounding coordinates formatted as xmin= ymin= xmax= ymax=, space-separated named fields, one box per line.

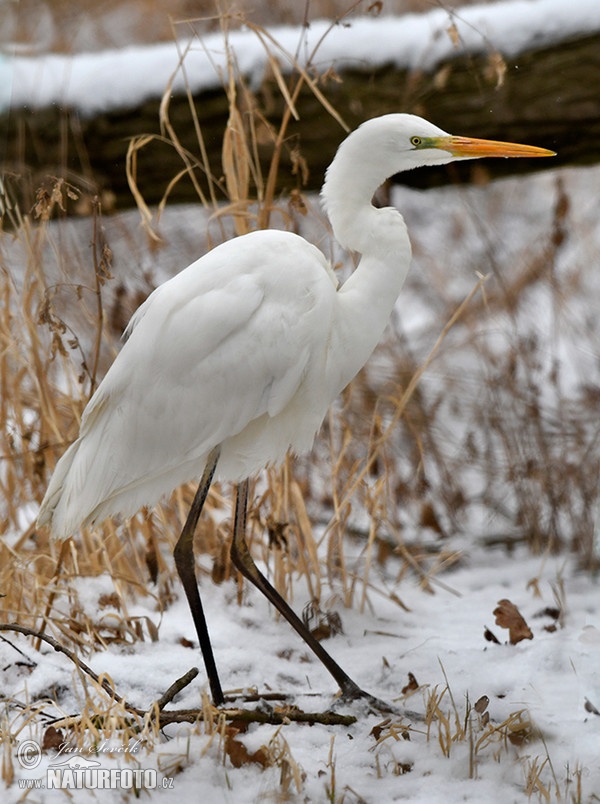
xmin=3 ymin=29 xmax=598 ymax=215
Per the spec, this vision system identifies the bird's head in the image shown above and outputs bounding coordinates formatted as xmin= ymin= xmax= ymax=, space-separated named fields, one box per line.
xmin=350 ymin=113 xmax=555 ymax=174
xmin=321 ymin=113 xmax=555 ymax=252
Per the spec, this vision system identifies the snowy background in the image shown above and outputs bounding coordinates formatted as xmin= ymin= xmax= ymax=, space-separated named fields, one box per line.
xmin=2 ymin=0 xmax=600 ymax=801
xmin=3 ymin=0 xmax=600 ymax=114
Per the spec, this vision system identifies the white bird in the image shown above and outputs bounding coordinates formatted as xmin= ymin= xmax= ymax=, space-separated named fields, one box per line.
xmin=38 ymin=114 xmax=553 ymax=707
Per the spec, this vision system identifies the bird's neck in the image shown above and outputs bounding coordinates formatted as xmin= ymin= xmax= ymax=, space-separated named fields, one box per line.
xmin=321 ymin=146 xmax=395 ymax=253
xmin=330 ymin=211 xmax=412 ymax=392
xmin=321 ymin=167 xmax=413 ymax=395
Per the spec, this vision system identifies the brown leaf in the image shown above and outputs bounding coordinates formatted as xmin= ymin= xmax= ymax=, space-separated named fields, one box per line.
xmin=42 ymin=726 xmax=65 ymax=751
xmin=483 ymin=627 xmax=500 ymax=644
xmin=145 ymin=544 xmax=158 ymax=585
xmin=420 ymin=501 xmax=445 ymax=536
xmin=493 ymin=599 xmax=533 ymax=644
xmin=534 ymin=606 xmax=561 ymax=621
xmin=302 ymin=601 xmax=343 ymax=641
xmin=474 ymin=695 xmax=489 ymax=715
xmin=584 ymin=698 xmax=600 ymax=716
xmin=224 ymin=727 xmax=270 ymax=768
xmin=401 ymin=672 xmax=419 ymax=695
xmin=289 ymin=188 xmax=307 ymax=216
xmin=143 ymin=616 xmax=160 ymax=642
xmin=370 ymin=718 xmax=391 ymax=741
xmin=98 ymin=593 xmax=121 ymax=610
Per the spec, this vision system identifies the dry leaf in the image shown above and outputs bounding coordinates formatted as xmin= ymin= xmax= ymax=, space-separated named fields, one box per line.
xmin=506 ymin=716 xmax=534 ymax=746
xmin=526 ymin=577 xmax=542 ymax=597
xmin=145 ymin=544 xmax=158 ymax=585
xmin=474 ymin=695 xmax=489 ymax=714
xmin=420 ymin=501 xmax=445 ymax=536
xmin=483 ymin=627 xmax=500 ymax=644
xmin=98 ymin=593 xmax=121 ymax=610
xmin=224 ymin=726 xmax=270 ymax=768
xmin=447 ymin=22 xmax=460 ymax=48
xmin=303 ymin=601 xmax=343 ymax=641
xmin=42 ymin=726 xmax=65 ymax=751
xmin=401 ymin=672 xmax=419 ymax=695
xmin=493 ymin=599 xmax=533 ymax=644
xmin=534 ymin=606 xmax=561 ymax=621
xmin=370 ymin=718 xmax=391 ymax=741
xmin=143 ymin=616 xmax=160 ymax=642
xmin=289 ymin=188 xmax=307 ymax=216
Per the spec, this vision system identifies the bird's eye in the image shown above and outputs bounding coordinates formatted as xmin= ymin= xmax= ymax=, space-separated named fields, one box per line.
xmin=410 ymin=136 xmax=422 ymax=147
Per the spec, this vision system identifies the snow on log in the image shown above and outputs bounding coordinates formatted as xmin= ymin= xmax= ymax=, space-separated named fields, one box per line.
xmin=2 ymin=0 xmax=599 ymax=212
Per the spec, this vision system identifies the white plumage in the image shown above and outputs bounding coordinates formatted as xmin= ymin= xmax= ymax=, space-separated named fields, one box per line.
xmin=40 ymin=230 xmax=341 ymax=535
xmin=37 ymin=114 xmax=553 ymax=706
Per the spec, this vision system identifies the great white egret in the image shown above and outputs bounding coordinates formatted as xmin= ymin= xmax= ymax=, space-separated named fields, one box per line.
xmin=38 ymin=114 xmax=553 ymax=707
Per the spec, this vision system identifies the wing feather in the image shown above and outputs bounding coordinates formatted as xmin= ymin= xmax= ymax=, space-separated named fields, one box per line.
xmin=40 ymin=229 xmax=337 ymax=537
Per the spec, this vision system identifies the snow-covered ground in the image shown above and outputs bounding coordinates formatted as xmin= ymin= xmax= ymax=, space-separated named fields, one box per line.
xmin=2 ymin=540 xmax=599 ymax=802
xmin=2 ymin=161 xmax=600 ymax=801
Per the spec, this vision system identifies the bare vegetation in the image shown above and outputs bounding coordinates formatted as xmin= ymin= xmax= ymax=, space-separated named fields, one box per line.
xmin=1 ymin=7 xmax=599 ymax=802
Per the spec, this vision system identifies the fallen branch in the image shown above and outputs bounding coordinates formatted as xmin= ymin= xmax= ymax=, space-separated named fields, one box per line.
xmin=154 ymin=706 xmax=357 ymax=727
xmin=0 ymin=623 xmax=358 ymax=728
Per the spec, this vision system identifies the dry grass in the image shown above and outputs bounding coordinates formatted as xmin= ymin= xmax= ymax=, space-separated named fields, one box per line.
xmin=1 ymin=6 xmax=599 ymax=802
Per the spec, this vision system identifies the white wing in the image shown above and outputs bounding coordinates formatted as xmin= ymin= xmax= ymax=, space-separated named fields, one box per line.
xmin=39 ymin=229 xmax=338 ymax=537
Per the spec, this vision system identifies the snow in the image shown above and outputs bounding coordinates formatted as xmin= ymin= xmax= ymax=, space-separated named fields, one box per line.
xmin=2 ymin=162 xmax=600 ymax=800
xmin=2 ymin=544 xmax=599 ymax=802
xmin=3 ymin=0 xmax=600 ymax=115
xmin=2 ymin=1 xmax=600 ymax=798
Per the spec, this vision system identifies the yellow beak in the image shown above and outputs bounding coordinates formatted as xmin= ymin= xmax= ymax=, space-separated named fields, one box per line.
xmin=437 ymin=135 xmax=556 ymax=159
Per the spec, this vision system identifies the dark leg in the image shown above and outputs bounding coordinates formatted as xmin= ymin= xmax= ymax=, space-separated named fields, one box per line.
xmin=230 ymin=480 xmax=387 ymax=708
xmin=173 ymin=447 xmax=224 ymax=706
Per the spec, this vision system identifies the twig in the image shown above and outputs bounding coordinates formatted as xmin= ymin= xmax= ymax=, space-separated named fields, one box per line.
xmin=0 ymin=624 xmax=360 ymax=728
xmin=0 ymin=623 xmax=136 ymax=711
xmin=154 ymin=667 xmax=199 ymax=711
xmin=155 ymin=707 xmax=357 ymax=727
xmin=223 ymin=707 xmax=357 ymax=726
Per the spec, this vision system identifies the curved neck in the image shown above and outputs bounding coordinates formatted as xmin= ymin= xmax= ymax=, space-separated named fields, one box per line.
xmin=321 ymin=141 xmax=394 ymax=254
xmin=319 ymin=124 xmax=416 ymax=393
xmin=321 ymin=167 xmax=413 ymax=394
xmin=329 ymin=216 xmax=412 ymax=393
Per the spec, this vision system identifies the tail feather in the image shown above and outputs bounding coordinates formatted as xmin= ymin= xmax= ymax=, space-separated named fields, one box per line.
xmin=38 ymin=435 xmax=211 ymax=540
xmin=37 ymin=440 xmax=84 ymax=539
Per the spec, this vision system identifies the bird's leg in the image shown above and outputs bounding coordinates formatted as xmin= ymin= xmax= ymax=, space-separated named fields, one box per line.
xmin=173 ymin=446 xmax=225 ymax=706
xmin=230 ymin=480 xmax=384 ymax=707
